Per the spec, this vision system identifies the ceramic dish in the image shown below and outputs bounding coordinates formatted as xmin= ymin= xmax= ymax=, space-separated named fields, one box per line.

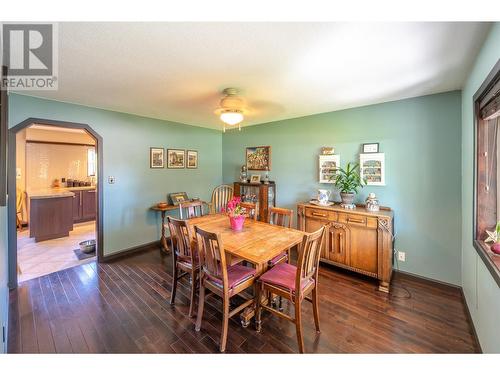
xmin=309 ymin=199 xmax=334 ymax=207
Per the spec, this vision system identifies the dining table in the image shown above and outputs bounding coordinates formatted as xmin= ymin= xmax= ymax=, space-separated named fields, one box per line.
xmin=187 ymin=213 xmax=306 ymax=327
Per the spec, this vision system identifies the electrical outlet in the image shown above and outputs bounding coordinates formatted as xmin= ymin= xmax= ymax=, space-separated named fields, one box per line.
xmin=398 ymin=251 xmax=406 ymax=262
xmin=108 ymin=176 xmax=115 ymax=184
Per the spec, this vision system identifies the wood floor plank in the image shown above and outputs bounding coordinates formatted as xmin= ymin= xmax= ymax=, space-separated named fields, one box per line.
xmin=8 ymin=248 xmax=480 ymax=354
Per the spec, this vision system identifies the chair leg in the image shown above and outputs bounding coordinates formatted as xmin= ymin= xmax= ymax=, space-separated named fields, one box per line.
xmin=188 ymin=270 xmax=197 ymax=318
xmin=195 ymin=282 xmax=205 ymax=332
xmin=170 ymin=263 xmax=178 ymax=305
xmin=278 ymin=296 xmax=283 ymax=311
xmin=295 ymin=300 xmax=305 ymax=353
xmin=220 ymin=294 xmax=230 ymax=352
xmin=255 ymin=282 xmax=262 ymax=332
xmin=312 ymin=287 xmax=320 ymax=333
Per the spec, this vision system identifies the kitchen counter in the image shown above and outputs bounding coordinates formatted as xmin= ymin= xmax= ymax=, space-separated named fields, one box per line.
xmin=28 ymin=186 xmax=96 ymax=199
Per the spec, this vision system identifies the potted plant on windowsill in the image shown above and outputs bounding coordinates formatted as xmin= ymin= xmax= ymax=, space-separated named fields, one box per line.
xmin=484 ymin=221 xmax=500 ymax=255
xmin=330 ymin=162 xmax=365 ymax=209
xmin=223 ymin=196 xmax=247 ymax=231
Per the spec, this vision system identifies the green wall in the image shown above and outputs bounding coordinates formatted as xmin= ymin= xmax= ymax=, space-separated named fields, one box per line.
xmin=7 ymin=94 xmax=223 ymax=256
xmin=461 ymin=23 xmax=500 ymax=353
xmin=223 ymin=91 xmax=462 ymax=285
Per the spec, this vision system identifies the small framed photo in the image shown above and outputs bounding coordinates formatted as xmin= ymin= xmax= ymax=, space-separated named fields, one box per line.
xmin=362 ymin=143 xmax=379 ymax=153
xmin=250 ymin=174 xmax=261 ymax=184
xmin=169 ymin=192 xmax=189 ymax=205
xmin=150 ymin=147 xmax=164 ymax=169
xmin=167 ymin=149 xmax=185 ymax=169
xmin=186 ymin=150 xmax=198 ymax=169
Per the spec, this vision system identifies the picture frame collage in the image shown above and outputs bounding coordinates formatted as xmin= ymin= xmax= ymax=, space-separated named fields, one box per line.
xmin=149 ymin=148 xmax=198 ymax=169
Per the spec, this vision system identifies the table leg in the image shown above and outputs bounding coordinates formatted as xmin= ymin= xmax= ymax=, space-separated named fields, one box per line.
xmin=240 ymin=262 xmax=267 ymax=328
xmin=160 ymin=211 xmax=170 ymax=254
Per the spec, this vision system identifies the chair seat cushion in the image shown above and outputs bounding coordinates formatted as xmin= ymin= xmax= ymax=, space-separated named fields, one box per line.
xmin=210 ymin=264 xmax=256 ymax=290
xmin=268 ymin=251 xmax=288 ymax=266
xmin=259 ymin=263 xmax=314 ymax=293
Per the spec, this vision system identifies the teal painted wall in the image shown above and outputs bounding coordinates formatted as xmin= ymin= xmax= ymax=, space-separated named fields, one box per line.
xmin=0 ymin=206 xmax=7 ymax=353
xmin=223 ymin=91 xmax=462 ymax=285
xmin=8 ymin=94 xmax=223 ymax=256
xmin=461 ymin=23 xmax=500 ymax=353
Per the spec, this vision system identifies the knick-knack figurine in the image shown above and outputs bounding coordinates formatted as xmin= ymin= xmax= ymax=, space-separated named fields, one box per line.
xmin=263 ymin=166 xmax=270 ymax=184
xmin=365 ymin=192 xmax=380 ymax=212
xmin=240 ymin=165 xmax=248 ymax=182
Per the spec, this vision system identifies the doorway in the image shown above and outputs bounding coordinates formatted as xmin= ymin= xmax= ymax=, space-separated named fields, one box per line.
xmin=8 ymin=118 xmax=104 ymax=289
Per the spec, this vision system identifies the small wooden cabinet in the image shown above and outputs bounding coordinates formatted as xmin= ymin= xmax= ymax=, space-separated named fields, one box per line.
xmin=298 ymin=202 xmax=394 ymax=292
xmin=70 ymin=188 xmax=97 ymax=223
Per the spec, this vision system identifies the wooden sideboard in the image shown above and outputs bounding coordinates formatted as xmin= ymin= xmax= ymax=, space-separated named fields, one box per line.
xmin=297 ymin=202 xmax=394 ymax=292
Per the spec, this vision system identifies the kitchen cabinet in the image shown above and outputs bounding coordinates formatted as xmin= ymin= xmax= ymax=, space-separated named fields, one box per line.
xmin=29 ymin=195 xmax=73 ymax=242
xmin=298 ymin=202 xmax=394 ymax=292
xmin=70 ymin=188 xmax=97 ymax=222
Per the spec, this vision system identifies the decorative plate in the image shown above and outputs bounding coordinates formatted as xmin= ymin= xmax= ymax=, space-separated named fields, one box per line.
xmin=309 ymin=199 xmax=334 ymax=207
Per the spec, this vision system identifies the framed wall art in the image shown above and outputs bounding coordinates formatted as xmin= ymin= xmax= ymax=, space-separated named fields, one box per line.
xmin=169 ymin=192 xmax=189 ymax=205
xmin=360 ymin=153 xmax=385 ymax=186
xmin=319 ymin=154 xmax=340 ymax=183
xmin=186 ymin=150 xmax=198 ymax=169
xmin=246 ymin=146 xmax=271 ymax=171
xmin=149 ymin=147 xmax=164 ymax=169
xmin=362 ymin=143 xmax=379 ymax=153
xmin=167 ymin=149 xmax=185 ymax=169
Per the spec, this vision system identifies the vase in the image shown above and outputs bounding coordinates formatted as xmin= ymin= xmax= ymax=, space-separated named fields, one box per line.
xmin=230 ymin=215 xmax=246 ymax=231
xmin=491 ymin=243 xmax=500 ymax=255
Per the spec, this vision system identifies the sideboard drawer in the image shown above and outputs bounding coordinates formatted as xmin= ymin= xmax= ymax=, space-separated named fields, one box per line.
xmin=338 ymin=213 xmax=378 ymax=228
xmin=305 ymin=207 xmax=337 ymax=221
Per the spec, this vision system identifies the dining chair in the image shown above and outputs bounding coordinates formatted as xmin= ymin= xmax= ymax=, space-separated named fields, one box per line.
xmin=209 ymin=184 xmax=234 ymax=214
xmin=179 ymin=200 xmax=204 ymax=219
xmin=194 ymin=226 xmax=256 ymax=352
xmin=255 ymin=225 xmax=326 ymax=353
xmin=167 ymin=216 xmax=199 ymax=317
xmin=268 ymin=207 xmax=294 ymax=266
xmin=240 ymin=201 xmax=257 ymax=220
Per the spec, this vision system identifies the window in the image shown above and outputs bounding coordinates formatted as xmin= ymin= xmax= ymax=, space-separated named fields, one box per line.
xmin=474 ymin=59 xmax=500 ymax=284
xmin=87 ymin=147 xmax=96 ymax=177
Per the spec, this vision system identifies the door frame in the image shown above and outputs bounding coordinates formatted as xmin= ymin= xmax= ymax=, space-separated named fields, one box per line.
xmin=7 ymin=117 xmax=104 ymax=289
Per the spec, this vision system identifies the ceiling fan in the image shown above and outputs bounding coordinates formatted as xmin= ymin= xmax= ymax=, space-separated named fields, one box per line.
xmin=214 ymin=88 xmax=248 ymax=132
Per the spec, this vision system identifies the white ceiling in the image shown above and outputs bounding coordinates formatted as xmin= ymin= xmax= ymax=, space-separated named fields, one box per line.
xmin=18 ymin=22 xmax=491 ymax=130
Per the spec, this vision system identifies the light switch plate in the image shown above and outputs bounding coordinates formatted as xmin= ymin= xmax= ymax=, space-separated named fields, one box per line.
xmin=398 ymin=251 xmax=406 ymax=262
xmin=108 ymin=176 xmax=115 ymax=184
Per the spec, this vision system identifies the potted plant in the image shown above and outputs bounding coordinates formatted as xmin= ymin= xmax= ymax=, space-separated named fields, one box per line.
xmin=223 ymin=196 xmax=247 ymax=231
xmin=484 ymin=221 xmax=500 ymax=255
xmin=330 ymin=162 xmax=365 ymax=209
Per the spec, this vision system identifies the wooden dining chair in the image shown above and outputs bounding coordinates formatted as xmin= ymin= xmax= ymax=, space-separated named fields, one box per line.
xmin=167 ymin=216 xmax=199 ymax=317
xmin=255 ymin=225 xmax=326 ymax=353
xmin=268 ymin=207 xmax=294 ymax=266
xmin=179 ymin=200 xmax=204 ymax=219
xmin=194 ymin=226 xmax=256 ymax=352
xmin=240 ymin=201 xmax=257 ymax=220
xmin=209 ymin=184 xmax=234 ymax=214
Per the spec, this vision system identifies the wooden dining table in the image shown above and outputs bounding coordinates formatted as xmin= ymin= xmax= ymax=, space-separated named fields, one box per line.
xmin=187 ymin=213 xmax=306 ymax=326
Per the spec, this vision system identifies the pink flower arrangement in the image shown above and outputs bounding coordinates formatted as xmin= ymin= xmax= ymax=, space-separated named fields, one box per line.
xmin=223 ymin=197 xmax=246 ymax=218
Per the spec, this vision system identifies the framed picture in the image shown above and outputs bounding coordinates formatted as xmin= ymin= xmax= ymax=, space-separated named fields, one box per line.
xmin=250 ymin=174 xmax=261 ymax=184
xmin=319 ymin=154 xmax=340 ymax=183
xmin=149 ymin=147 xmax=164 ymax=169
xmin=246 ymin=146 xmax=271 ymax=170
xmin=167 ymin=149 xmax=185 ymax=169
xmin=360 ymin=153 xmax=385 ymax=186
xmin=186 ymin=150 xmax=198 ymax=169
xmin=362 ymin=143 xmax=379 ymax=153
xmin=169 ymin=192 xmax=189 ymax=205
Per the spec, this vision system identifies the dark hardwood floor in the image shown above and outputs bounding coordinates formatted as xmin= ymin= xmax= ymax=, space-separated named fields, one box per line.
xmin=8 ymin=247 xmax=480 ymax=353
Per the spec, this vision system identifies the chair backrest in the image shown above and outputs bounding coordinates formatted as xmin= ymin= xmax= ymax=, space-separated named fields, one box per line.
xmin=296 ymin=226 xmax=326 ymax=291
xmin=195 ymin=225 xmax=228 ymax=287
xmin=167 ymin=216 xmax=197 ymax=264
xmin=211 ymin=184 xmax=234 ymax=213
xmin=179 ymin=200 xmax=204 ymax=219
xmin=269 ymin=207 xmax=293 ymax=228
xmin=240 ymin=201 xmax=257 ymax=220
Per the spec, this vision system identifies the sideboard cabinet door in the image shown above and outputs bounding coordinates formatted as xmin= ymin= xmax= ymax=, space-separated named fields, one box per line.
xmin=327 ymin=223 xmax=349 ymax=264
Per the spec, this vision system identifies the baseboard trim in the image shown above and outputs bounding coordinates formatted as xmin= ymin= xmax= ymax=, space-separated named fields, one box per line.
xmin=393 ymin=269 xmax=460 ymax=289
xmin=101 ymin=240 xmax=161 ymax=262
xmin=460 ymin=288 xmax=483 ymax=353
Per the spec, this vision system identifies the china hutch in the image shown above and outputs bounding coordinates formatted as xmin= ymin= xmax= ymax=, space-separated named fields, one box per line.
xmin=234 ymin=181 xmax=276 ymax=223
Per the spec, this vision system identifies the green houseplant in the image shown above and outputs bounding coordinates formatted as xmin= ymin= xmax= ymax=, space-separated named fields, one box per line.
xmin=330 ymin=162 xmax=365 ymax=208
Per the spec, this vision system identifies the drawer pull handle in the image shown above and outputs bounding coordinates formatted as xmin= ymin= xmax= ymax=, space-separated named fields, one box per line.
xmin=348 ymin=218 xmax=365 ymax=224
xmin=339 ymin=233 xmax=343 ymax=253
xmin=311 ymin=212 xmax=327 ymax=217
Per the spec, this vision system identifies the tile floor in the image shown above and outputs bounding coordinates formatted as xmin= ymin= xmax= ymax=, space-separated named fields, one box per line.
xmin=17 ymin=221 xmax=97 ymax=282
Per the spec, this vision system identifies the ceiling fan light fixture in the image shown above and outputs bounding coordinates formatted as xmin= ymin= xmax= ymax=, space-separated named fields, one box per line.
xmin=216 ymin=88 xmax=246 ymax=132
xmin=220 ymin=109 xmax=244 ymax=126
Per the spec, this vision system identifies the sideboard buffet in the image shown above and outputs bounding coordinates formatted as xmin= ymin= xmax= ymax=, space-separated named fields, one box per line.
xmin=297 ymin=202 xmax=394 ymax=292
